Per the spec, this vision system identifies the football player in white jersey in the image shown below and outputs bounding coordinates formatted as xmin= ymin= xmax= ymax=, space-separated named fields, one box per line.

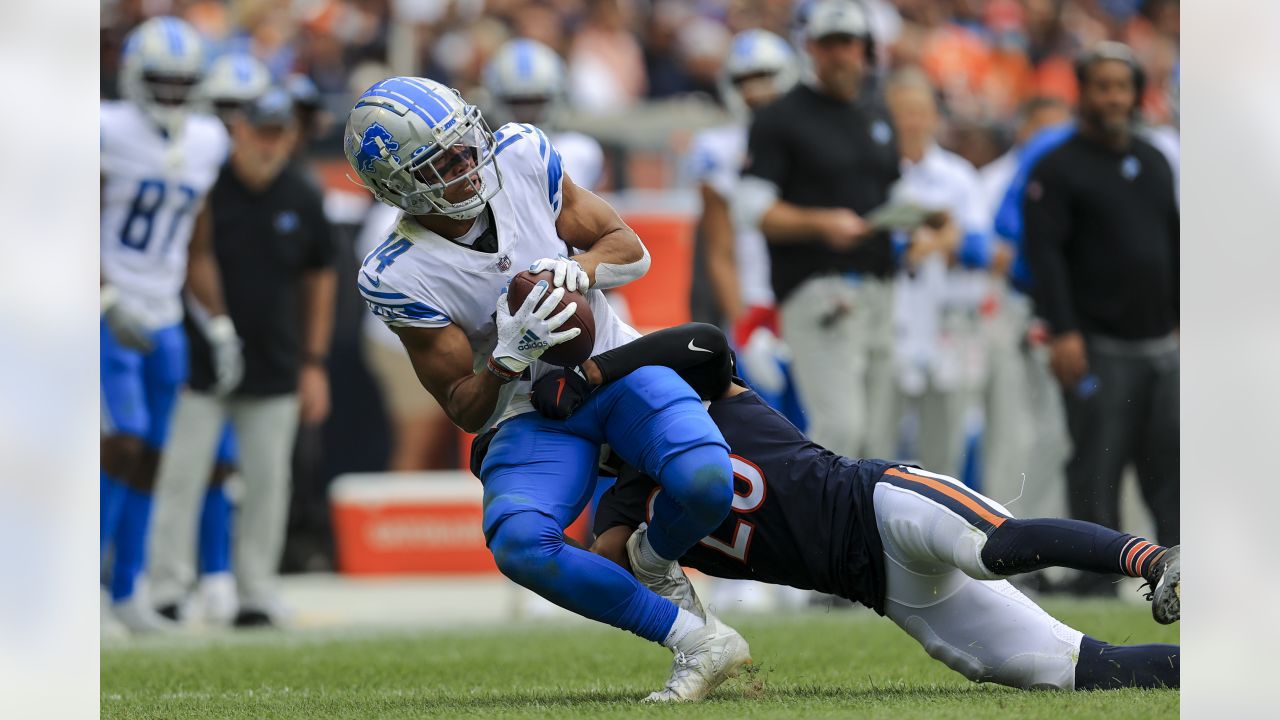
xmin=199 ymin=53 xmax=273 ymax=129
xmin=483 ymin=39 xmax=605 ymax=191
xmin=344 ymin=77 xmax=748 ymax=701
xmin=101 ymin=16 xmax=242 ymax=633
xmin=689 ymin=31 xmax=804 ymax=417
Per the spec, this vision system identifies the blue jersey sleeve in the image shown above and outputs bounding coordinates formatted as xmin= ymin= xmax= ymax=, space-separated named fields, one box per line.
xmin=994 ymin=123 xmax=1075 ymax=290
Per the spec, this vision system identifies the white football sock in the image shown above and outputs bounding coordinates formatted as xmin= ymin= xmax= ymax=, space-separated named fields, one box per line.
xmin=662 ymin=608 xmax=705 ymax=650
xmin=634 ymin=528 xmax=672 ymax=576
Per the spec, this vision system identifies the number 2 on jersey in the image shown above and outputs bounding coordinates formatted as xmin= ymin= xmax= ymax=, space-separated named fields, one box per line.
xmin=119 ymin=179 xmax=199 ymax=252
xmin=647 ymin=454 xmax=765 ymax=564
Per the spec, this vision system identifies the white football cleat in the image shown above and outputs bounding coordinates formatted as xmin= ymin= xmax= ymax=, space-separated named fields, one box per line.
xmin=195 ymin=572 xmax=239 ymax=627
xmin=644 ymin=613 xmax=752 ymax=702
xmin=627 ymin=524 xmax=705 ymax=618
xmin=113 ymin=593 xmax=179 ymax=635
xmin=101 ymin=589 xmax=130 ymax=640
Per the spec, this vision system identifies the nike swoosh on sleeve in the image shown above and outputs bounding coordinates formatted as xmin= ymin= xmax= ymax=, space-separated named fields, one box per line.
xmin=688 ymin=340 xmax=713 ymax=354
xmin=362 ymin=272 xmax=382 ymax=288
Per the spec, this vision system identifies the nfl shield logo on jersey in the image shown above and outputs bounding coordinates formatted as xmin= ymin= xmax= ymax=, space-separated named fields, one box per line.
xmin=496 ymin=254 xmax=512 ymax=272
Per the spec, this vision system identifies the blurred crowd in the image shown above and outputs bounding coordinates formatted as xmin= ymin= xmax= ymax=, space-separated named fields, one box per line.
xmin=103 ymin=0 xmax=1179 ymax=165
xmin=99 ymin=0 xmax=1179 ymax=628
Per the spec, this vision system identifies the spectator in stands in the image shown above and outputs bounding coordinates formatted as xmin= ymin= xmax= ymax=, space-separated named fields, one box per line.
xmin=149 ymin=89 xmax=337 ymax=626
xmin=568 ymin=0 xmax=647 ymax=114
xmin=883 ymin=67 xmax=993 ymax=479
xmin=734 ymin=0 xmax=901 ymax=461
xmin=1021 ymin=43 xmax=1179 ymax=593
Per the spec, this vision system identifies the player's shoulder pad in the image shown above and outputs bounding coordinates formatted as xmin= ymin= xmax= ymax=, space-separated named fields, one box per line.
xmin=493 ymin=122 xmax=565 ymax=214
xmin=356 ymin=229 xmax=451 ymax=328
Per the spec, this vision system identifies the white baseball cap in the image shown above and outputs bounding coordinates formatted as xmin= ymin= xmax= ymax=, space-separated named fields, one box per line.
xmin=805 ymin=0 xmax=871 ymax=40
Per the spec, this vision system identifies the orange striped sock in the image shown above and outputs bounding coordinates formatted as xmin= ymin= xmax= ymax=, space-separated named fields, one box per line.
xmin=1119 ymin=537 xmax=1168 ymax=581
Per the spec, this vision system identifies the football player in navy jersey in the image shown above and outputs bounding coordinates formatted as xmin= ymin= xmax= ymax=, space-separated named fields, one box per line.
xmin=527 ymin=323 xmax=1180 ymax=692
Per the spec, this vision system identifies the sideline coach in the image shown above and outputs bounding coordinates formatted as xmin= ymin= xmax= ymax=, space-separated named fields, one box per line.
xmin=733 ymin=0 xmax=901 ymax=459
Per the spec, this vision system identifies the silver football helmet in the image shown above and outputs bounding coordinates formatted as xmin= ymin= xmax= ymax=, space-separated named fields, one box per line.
xmin=483 ymin=39 xmax=567 ymax=127
xmin=344 ymin=77 xmax=502 ymax=220
xmin=200 ymin=54 xmax=273 ymax=124
xmin=720 ymin=29 xmax=799 ymax=118
xmin=118 ymin=16 xmax=207 ymax=133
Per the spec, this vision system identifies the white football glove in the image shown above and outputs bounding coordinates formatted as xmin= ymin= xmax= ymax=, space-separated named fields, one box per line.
xmin=101 ymin=285 xmax=154 ymax=352
xmin=529 ymin=256 xmax=590 ymax=293
xmin=491 ymin=280 xmax=581 ymax=376
xmin=206 ymin=315 xmax=244 ymax=395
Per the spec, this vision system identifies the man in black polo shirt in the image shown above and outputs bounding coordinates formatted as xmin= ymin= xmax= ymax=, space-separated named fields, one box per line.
xmin=149 ymin=88 xmax=337 ymax=626
xmin=733 ymin=0 xmax=901 ymax=460
xmin=1022 ymin=43 xmax=1180 ymax=592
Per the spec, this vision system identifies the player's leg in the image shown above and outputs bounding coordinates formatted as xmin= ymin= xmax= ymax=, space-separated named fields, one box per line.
xmin=111 ymin=324 xmax=187 ymax=600
xmin=195 ymin=422 xmax=238 ymax=625
xmin=101 ymin=320 xmax=147 ymax=568
xmin=228 ymin=395 xmax=300 ymax=625
xmin=876 ymin=483 xmax=1178 ymax=689
xmin=876 ymin=466 xmax=1180 ymax=623
xmin=148 ymin=390 xmax=224 ymax=617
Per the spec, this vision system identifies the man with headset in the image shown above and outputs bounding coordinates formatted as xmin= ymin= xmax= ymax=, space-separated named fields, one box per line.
xmin=732 ymin=0 xmax=901 ymax=462
xmin=1018 ymin=43 xmax=1180 ymax=595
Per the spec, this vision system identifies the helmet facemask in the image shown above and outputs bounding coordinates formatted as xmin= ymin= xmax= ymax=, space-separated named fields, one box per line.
xmin=371 ymin=104 xmax=503 ymax=220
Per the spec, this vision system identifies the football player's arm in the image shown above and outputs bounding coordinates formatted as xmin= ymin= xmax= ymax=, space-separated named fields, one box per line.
xmin=391 ymin=323 xmax=506 ymax=434
xmin=587 ymin=322 xmax=734 ymax=400
xmin=699 ymin=182 xmax=743 ymax=324
xmin=185 ymin=201 xmax=228 ymax=317
xmin=553 ymin=172 xmax=650 ymax=290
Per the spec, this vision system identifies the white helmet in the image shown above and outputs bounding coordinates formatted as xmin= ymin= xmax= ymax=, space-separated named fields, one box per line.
xmin=201 ymin=54 xmax=272 ymax=121
xmin=344 ymin=77 xmax=502 ymax=220
xmin=720 ymin=30 xmax=799 ymax=118
xmin=118 ymin=16 xmax=207 ymax=132
xmin=483 ymin=39 xmax=567 ymax=127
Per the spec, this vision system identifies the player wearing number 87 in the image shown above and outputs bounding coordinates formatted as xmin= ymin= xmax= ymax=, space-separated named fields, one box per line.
xmin=100 ymin=16 xmax=243 ymax=634
xmin=346 ymin=77 xmax=748 ymax=701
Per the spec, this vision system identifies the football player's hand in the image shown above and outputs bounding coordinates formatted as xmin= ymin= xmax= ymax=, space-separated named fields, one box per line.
xmin=531 ymin=366 xmax=593 ymax=420
xmin=101 ymin=285 xmax=154 ymax=352
xmin=207 ymin=315 xmax=244 ymax=395
xmin=529 ymin=256 xmax=590 ymax=293
xmin=491 ymin=280 xmax=581 ymax=376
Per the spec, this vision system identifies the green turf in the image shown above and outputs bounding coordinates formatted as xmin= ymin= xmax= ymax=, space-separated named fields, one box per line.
xmin=102 ymin=600 xmax=1178 ymax=719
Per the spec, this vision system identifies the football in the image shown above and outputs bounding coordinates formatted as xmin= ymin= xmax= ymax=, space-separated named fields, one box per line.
xmin=506 ymin=270 xmax=595 ymax=366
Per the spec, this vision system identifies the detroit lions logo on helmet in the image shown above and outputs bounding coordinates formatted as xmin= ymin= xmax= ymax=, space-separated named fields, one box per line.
xmin=356 ymin=123 xmax=401 ymax=174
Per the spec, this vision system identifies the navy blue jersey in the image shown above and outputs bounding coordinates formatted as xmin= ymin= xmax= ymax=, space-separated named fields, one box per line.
xmin=593 ymin=389 xmax=895 ymax=613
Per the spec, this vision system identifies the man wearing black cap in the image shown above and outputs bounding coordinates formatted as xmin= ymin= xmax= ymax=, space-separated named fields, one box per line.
xmin=732 ymin=0 xmax=900 ymax=460
xmin=1020 ymin=43 xmax=1179 ymax=594
xmin=149 ymin=87 xmax=337 ymax=626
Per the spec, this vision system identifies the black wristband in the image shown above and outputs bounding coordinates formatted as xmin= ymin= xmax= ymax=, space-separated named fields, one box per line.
xmin=301 ymin=354 xmax=327 ymax=367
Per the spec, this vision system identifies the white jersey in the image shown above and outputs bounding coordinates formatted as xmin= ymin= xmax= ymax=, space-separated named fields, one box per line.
xmin=550 ymin=130 xmax=604 ymax=191
xmin=101 ymin=101 xmax=229 ymax=329
xmin=358 ymin=122 xmax=640 ymax=430
xmin=688 ymin=125 xmax=775 ymax=308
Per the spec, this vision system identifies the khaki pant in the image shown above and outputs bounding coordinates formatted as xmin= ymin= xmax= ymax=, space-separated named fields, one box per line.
xmin=149 ymin=390 xmax=300 ymax=610
xmin=780 ymin=275 xmax=896 ymax=459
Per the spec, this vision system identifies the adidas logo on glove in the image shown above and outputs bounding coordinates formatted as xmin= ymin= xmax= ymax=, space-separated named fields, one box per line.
xmin=517 ymin=329 xmax=547 ymax=353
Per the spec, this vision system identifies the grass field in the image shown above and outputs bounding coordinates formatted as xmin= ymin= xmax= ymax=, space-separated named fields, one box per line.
xmin=102 ymin=599 xmax=1178 ymax=719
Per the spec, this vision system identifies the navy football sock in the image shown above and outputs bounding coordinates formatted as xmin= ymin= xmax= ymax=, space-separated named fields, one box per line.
xmin=198 ymin=486 xmax=233 ymax=575
xmin=646 ymin=444 xmax=733 ymax=560
xmin=982 ymin=518 xmax=1169 ymax=581
xmin=111 ymin=487 xmax=153 ymax=601
xmin=1075 ymin=635 xmax=1179 ymax=689
xmin=101 ymin=471 xmax=128 ymax=564
xmin=489 ymin=511 xmax=678 ymax=642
